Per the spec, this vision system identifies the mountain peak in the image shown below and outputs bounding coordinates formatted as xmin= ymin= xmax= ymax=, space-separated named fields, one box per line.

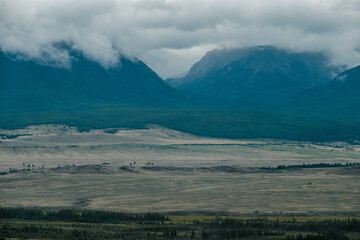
xmin=0 ymin=49 xmax=179 ymax=112
xmin=167 ymin=46 xmax=342 ymax=100
xmin=333 ymin=65 xmax=360 ymax=82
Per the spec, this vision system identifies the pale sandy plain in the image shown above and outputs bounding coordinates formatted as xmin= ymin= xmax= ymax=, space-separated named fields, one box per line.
xmin=0 ymin=125 xmax=359 ymax=215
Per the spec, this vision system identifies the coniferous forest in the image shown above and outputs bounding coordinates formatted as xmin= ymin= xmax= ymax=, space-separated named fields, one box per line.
xmin=1 ymin=208 xmax=360 ymax=240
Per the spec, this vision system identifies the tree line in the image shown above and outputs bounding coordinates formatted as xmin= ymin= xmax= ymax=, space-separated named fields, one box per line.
xmin=0 ymin=208 xmax=167 ymax=223
xmin=1 ymin=208 xmax=359 ymax=239
xmin=260 ymin=162 xmax=360 ymax=170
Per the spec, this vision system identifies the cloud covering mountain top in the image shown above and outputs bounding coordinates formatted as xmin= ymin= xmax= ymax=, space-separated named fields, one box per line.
xmin=1 ymin=0 xmax=360 ymax=78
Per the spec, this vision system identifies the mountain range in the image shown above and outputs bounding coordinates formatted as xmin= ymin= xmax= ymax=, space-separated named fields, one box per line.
xmin=0 ymin=44 xmax=359 ymax=121
xmin=167 ymin=46 xmax=344 ymax=100
xmin=166 ymin=46 xmax=359 ymax=118
xmin=287 ymin=64 xmax=360 ymax=119
xmin=1 ymin=45 xmax=360 ymax=140
xmin=0 ymin=47 xmax=179 ymax=112
xmin=298 ymin=65 xmax=360 ymax=102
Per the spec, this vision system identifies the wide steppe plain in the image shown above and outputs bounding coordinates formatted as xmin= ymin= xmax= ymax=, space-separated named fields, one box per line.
xmin=0 ymin=125 xmax=359 ymax=215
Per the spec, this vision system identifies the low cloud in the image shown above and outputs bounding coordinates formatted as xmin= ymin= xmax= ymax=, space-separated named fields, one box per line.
xmin=1 ymin=0 xmax=360 ymax=78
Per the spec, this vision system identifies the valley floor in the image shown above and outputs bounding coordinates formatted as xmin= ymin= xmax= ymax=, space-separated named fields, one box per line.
xmin=0 ymin=125 xmax=359 ymax=215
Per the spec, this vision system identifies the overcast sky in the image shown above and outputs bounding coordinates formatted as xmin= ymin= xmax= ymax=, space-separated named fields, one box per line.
xmin=1 ymin=0 xmax=360 ymax=78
